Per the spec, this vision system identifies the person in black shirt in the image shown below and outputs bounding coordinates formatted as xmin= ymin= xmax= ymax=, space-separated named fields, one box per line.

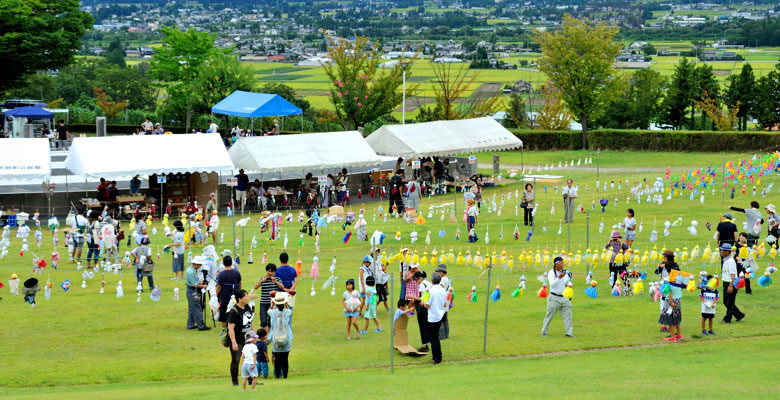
xmin=389 ymin=169 xmax=405 ymax=215
xmin=55 ymin=120 xmax=71 ymax=150
xmin=227 ymin=289 xmax=254 ymax=386
xmin=217 ymin=256 xmax=242 ymax=330
xmin=716 ymin=213 xmax=738 ymax=247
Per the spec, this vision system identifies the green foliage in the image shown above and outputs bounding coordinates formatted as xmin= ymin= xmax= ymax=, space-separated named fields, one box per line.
xmin=661 ymin=58 xmax=695 ymax=129
xmin=724 ymin=64 xmax=756 ymax=131
xmin=753 ymin=64 xmax=780 ymax=130
xmin=0 ymin=0 xmax=93 ymax=89
xmin=503 ymin=93 xmax=528 ymax=129
xmin=533 ymin=15 xmax=623 ymax=149
xmin=258 ymin=83 xmax=311 ymax=113
xmin=596 ymin=69 xmax=667 ymax=130
xmin=190 ymin=52 xmax=255 ymax=114
xmin=511 ymin=129 xmax=780 ymax=151
xmin=322 ymin=33 xmax=414 ymax=130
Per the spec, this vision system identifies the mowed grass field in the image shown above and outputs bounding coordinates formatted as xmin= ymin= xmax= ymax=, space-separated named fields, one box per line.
xmin=2 ymin=150 xmax=780 ymax=398
xmin=244 ymin=43 xmax=779 ymax=120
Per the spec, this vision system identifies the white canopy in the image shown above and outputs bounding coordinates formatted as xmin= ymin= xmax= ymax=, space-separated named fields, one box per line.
xmin=65 ymin=134 xmax=234 ymax=179
xmin=365 ymin=117 xmax=523 ymax=157
xmin=228 ymin=131 xmax=382 ymax=173
xmin=0 ymin=138 xmax=52 ymax=183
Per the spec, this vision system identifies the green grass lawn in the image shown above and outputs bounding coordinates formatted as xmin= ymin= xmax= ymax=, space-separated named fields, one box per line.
xmin=2 ymin=150 xmax=780 ymax=396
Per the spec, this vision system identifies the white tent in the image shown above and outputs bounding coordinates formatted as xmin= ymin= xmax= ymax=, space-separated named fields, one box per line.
xmin=0 ymin=138 xmax=52 ymax=184
xmin=65 ymin=134 xmax=234 ymax=179
xmin=365 ymin=117 xmax=523 ymax=157
xmin=229 ymin=131 xmax=382 ymax=173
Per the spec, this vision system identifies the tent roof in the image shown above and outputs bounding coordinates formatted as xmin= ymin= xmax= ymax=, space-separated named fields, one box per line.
xmin=6 ymin=106 xmax=54 ymax=119
xmin=228 ymin=131 xmax=382 ymax=174
xmin=365 ymin=117 xmax=523 ymax=157
xmin=211 ymin=90 xmax=302 ymax=118
xmin=0 ymin=138 xmax=52 ymax=183
xmin=65 ymin=134 xmax=234 ymax=179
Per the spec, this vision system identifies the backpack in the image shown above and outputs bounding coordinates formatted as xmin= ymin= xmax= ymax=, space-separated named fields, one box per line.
xmin=221 ymin=305 xmax=240 ymax=348
xmin=271 ymin=310 xmax=289 ymax=347
xmin=76 ymin=216 xmax=86 ymax=235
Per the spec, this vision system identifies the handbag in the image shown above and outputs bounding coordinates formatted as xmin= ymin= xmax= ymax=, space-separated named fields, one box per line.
xmin=142 ymin=257 xmax=155 ymax=273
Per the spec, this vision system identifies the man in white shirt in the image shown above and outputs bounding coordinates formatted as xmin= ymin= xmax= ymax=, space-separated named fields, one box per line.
xmin=435 ymin=264 xmax=452 ymax=339
xmin=719 ymin=243 xmax=745 ymax=323
xmin=208 ymin=119 xmax=219 ymax=134
xmin=562 ymin=179 xmax=577 ymax=224
xmin=70 ymin=208 xmax=89 ymax=263
xmin=141 ymin=118 xmax=154 ymax=134
xmin=541 ymin=257 xmax=574 ymax=337
xmin=424 ymin=272 xmax=448 ymax=364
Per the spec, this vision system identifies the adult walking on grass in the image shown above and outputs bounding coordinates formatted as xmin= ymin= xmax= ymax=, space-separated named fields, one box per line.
xmin=268 ymin=292 xmax=293 ymax=379
xmin=719 ymin=243 xmax=745 ymax=324
xmin=185 ymin=256 xmax=210 ymax=331
xmin=541 ymin=257 xmax=574 ymax=338
xmin=227 ymin=290 xmax=254 ymax=386
xmin=217 ymin=256 xmax=242 ymax=333
xmin=521 ymin=183 xmax=534 ymax=226
xmin=562 ymin=179 xmax=577 ymax=224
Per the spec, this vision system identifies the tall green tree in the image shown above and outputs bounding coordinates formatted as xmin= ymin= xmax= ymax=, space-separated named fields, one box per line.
xmin=0 ymin=0 xmax=93 ymax=89
xmin=692 ymin=64 xmax=719 ymax=130
xmin=753 ymin=63 xmax=780 ymax=130
xmin=661 ymin=58 xmax=695 ymax=130
xmin=150 ymin=26 xmax=229 ymax=130
xmin=258 ymin=83 xmax=311 ymax=113
xmin=533 ymin=15 xmax=623 ymax=148
xmin=596 ymin=69 xmax=666 ymax=129
xmin=323 ymin=33 xmax=416 ymax=130
xmin=503 ymin=93 xmax=528 ymax=128
xmin=724 ymin=64 xmax=756 ymax=131
xmin=190 ymin=52 xmax=255 ymax=129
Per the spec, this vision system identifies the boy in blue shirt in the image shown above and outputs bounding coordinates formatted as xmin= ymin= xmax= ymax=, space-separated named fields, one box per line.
xmin=255 ymin=328 xmax=270 ymax=379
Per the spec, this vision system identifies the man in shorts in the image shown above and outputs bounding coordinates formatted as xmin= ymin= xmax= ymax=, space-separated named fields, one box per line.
xmin=70 ymin=208 xmax=89 ymax=263
xmin=235 ymin=169 xmax=250 ymax=211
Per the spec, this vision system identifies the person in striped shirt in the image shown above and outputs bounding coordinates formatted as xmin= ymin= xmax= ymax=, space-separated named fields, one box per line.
xmin=253 ymin=263 xmax=285 ymax=328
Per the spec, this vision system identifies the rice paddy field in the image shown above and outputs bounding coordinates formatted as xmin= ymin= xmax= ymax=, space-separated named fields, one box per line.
xmin=2 ymin=149 xmax=780 ymax=398
xmin=240 ymin=43 xmax=779 ymax=120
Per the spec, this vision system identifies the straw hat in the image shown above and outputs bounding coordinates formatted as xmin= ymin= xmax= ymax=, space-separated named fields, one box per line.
xmin=272 ymin=292 xmax=288 ymax=305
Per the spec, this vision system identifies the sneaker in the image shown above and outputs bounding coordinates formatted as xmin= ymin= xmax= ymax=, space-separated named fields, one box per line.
xmin=701 ymin=330 xmax=708 ymax=335
xmin=660 ymin=326 xmax=668 ymax=332
xmin=374 ymin=328 xmax=383 ymax=333
xmin=346 ymin=336 xmax=351 ymax=341
xmin=663 ymin=336 xmax=677 ymax=342
xmin=417 ymin=346 xmax=429 ymax=352
xmin=199 ymin=326 xmax=211 ymax=331
xmin=675 ymin=334 xmax=684 ymax=340
xmin=719 ymin=320 xmax=731 ymax=324
xmin=708 ymin=330 xmax=715 ymax=335
xmin=359 ymin=330 xmax=368 ymax=334
xmin=736 ymin=316 xmax=745 ymax=322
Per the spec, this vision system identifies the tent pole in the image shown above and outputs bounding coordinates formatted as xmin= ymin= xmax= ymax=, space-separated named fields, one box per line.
xmin=300 ymin=113 xmax=303 ymax=133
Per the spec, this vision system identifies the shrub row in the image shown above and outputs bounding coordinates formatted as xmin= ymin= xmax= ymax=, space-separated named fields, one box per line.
xmin=67 ymin=124 xmax=187 ymax=134
xmin=512 ymin=129 xmax=780 ymax=152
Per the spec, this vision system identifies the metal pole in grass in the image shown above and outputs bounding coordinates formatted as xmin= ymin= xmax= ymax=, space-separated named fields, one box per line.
xmin=483 ymin=262 xmax=492 ymax=355
xmin=596 ymin=148 xmax=600 ymax=184
xmin=567 ymin=217 xmax=571 ymax=254
xmin=390 ymin=272 xmax=394 ymax=374
xmin=722 ymin=152 xmax=726 ymax=203
xmin=586 ymin=210 xmax=590 ymax=249
xmin=532 ymin=177 xmax=537 ymax=232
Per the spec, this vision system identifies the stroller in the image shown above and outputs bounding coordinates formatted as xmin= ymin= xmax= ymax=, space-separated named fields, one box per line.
xmin=22 ymin=277 xmax=40 ymax=306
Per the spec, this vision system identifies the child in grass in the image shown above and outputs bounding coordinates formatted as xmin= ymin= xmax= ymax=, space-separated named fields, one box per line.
xmin=700 ymin=275 xmax=719 ymax=336
xmin=255 ymin=328 xmax=270 ymax=379
xmin=623 ymin=208 xmax=637 ymax=247
xmin=343 ymin=279 xmax=361 ymax=340
xmin=361 ymin=276 xmax=383 ymax=334
xmin=240 ymin=332 xmax=259 ymax=391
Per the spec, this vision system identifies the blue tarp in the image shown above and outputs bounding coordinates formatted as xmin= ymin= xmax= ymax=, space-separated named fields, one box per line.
xmin=211 ymin=90 xmax=302 ymax=118
xmin=5 ymin=106 xmax=54 ymax=119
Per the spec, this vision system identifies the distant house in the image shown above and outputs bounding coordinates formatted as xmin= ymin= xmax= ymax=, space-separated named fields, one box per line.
xmin=703 ymin=51 xmax=717 ymax=61
xmin=139 ymin=47 xmax=154 ymax=56
xmin=719 ymin=51 xmax=736 ymax=60
xmin=268 ymin=55 xmax=285 ymax=61
xmin=508 ymin=80 xmax=533 ymax=93
xmin=125 ymin=48 xmax=141 ymax=58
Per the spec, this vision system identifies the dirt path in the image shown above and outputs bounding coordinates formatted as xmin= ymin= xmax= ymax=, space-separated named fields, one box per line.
xmin=478 ymin=163 xmax=670 ymax=174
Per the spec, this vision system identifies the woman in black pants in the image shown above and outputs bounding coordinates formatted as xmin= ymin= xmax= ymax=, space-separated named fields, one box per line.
xmin=521 ymin=183 xmax=534 ymax=226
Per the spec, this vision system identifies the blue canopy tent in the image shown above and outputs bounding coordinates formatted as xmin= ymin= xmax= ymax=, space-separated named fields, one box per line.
xmin=211 ymin=90 xmax=303 ymax=133
xmin=5 ymin=106 xmax=54 ymax=138
xmin=5 ymin=106 xmax=54 ymax=119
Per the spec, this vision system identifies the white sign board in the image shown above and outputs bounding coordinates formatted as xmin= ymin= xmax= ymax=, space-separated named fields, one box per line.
xmin=157 ymin=176 xmax=167 ymax=184
xmin=468 ymin=155 xmax=476 ymax=164
xmin=318 ymin=176 xmax=328 ymax=186
xmin=225 ymin=177 xmax=238 ymax=187
xmin=411 ymin=160 xmax=421 ymax=169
